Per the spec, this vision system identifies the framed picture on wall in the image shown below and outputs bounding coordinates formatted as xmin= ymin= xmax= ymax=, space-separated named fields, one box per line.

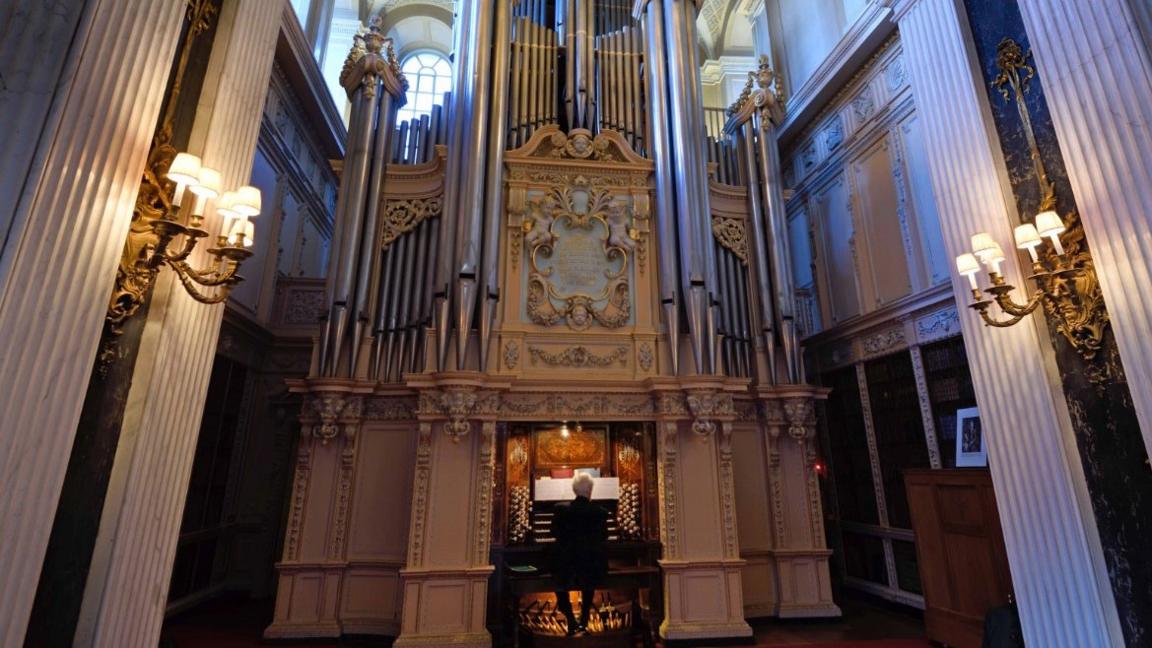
xmin=955 ymin=407 xmax=987 ymax=467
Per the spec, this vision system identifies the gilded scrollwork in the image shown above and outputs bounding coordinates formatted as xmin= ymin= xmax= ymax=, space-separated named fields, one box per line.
xmin=381 ymin=197 xmax=442 ymax=247
xmin=524 ymin=185 xmax=635 ymax=330
xmin=711 ymin=216 xmax=748 ymax=263
xmin=527 ymin=345 xmax=629 ymax=368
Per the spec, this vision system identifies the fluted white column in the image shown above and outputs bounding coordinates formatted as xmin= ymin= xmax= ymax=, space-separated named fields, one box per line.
xmin=71 ymin=3 xmax=280 ymax=646
xmin=890 ymin=1 xmax=1124 ymax=646
xmin=1015 ymin=0 xmax=1152 ymax=461
xmin=0 ymin=2 xmax=187 ymax=645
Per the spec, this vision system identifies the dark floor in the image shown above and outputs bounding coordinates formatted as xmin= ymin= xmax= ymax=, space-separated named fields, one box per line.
xmin=159 ymin=592 xmax=929 ymax=648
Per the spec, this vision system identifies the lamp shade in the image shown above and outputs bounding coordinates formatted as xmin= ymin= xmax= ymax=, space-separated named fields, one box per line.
xmin=1035 ymin=210 xmax=1065 ymax=237
xmin=955 ymin=253 xmax=981 ymax=276
xmin=190 ymin=167 xmax=222 ymax=199
xmin=167 ymin=153 xmax=201 ymax=186
xmin=228 ymin=217 xmax=254 ymax=247
xmin=971 ymin=232 xmax=1000 ymax=259
xmin=980 ymin=242 xmax=1005 ymax=265
xmin=1014 ymin=223 xmax=1042 ymax=249
xmin=216 ymin=191 xmax=242 ymax=220
xmin=233 ymin=186 xmax=262 ymax=217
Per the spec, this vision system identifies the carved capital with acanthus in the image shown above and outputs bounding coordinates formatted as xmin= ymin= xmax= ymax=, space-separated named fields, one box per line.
xmin=418 ymin=387 xmax=501 ymax=442
xmin=686 ymin=390 xmax=735 ymax=437
xmin=306 ymin=394 xmax=364 ymax=445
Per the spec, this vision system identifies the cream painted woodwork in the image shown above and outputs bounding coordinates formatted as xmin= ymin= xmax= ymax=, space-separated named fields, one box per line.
xmin=71 ymin=2 xmax=282 ymax=646
xmin=783 ymin=39 xmax=947 ymax=337
xmin=0 ymin=2 xmax=188 ymax=645
xmin=891 ymin=0 xmax=1125 ymax=645
xmin=1015 ymin=0 xmax=1152 ymax=460
xmin=266 ymin=390 xmax=417 ymax=639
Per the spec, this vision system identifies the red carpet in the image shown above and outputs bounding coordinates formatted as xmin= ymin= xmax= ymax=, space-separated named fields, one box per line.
xmin=769 ymin=636 xmax=930 ymax=641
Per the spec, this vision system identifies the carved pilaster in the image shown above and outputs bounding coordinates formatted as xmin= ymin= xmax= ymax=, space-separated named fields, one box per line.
xmin=657 ymin=420 xmax=680 ymax=560
xmin=330 ymin=397 xmax=364 ymax=560
xmin=284 ymin=435 xmax=313 ymax=562
xmin=761 ymin=398 xmax=787 ymax=547
xmin=718 ymin=421 xmax=740 ymax=559
xmin=909 ymin=345 xmax=943 ymax=468
xmin=406 ymin=421 xmax=435 ymax=568
xmin=757 ymin=385 xmax=839 ymax=618
xmin=473 ymin=421 xmax=498 ymax=565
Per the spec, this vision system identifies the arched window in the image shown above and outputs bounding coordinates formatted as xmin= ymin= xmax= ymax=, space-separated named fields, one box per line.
xmin=396 ymin=52 xmax=452 ymax=124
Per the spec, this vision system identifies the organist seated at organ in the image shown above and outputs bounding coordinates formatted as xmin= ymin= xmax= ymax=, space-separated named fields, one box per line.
xmin=494 ymin=424 xmax=660 ymax=647
xmin=549 ymin=473 xmax=609 ymax=636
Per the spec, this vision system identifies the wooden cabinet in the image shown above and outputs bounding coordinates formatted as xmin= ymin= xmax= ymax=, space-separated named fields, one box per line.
xmin=904 ymin=469 xmax=1013 ymax=648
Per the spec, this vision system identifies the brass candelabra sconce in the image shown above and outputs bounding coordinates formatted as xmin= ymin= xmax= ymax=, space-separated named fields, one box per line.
xmin=953 ymin=38 xmax=1109 ymax=361
xmin=106 ymin=151 xmax=260 ymax=334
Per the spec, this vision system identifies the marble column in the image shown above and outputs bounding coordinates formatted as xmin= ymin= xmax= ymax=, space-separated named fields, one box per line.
xmin=69 ymin=3 xmax=281 ymax=646
xmin=889 ymin=1 xmax=1125 ymax=646
xmin=394 ymin=374 xmax=505 ymax=648
xmin=0 ymin=2 xmax=187 ymax=645
xmin=654 ymin=380 xmax=753 ymax=642
xmin=1014 ymin=0 xmax=1152 ymax=461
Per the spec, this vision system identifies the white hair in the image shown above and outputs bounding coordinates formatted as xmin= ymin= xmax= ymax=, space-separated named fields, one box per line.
xmin=572 ymin=473 xmax=595 ymax=498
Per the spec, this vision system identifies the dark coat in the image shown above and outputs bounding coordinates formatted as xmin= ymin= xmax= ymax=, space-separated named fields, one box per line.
xmin=549 ymin=495 xmax=609 ymax=590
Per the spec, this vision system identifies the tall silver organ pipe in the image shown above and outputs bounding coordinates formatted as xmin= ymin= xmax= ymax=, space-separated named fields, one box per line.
xmin=369 ymin=106 xmax=448 ymax=383
xmin=754 ymin=108 xmax=802 ymax=384
xmin=725 ymin=56 xmax=803 ymax=385
xmin=318 ymin=21 xmax=407 ymax=379
xmin=480 ymin=0 xmax=514 ymax=372
xmin=655 ymin=0 xmax=719 ymax=375
xmin=639 ymin=0 xmax=682 ymax=376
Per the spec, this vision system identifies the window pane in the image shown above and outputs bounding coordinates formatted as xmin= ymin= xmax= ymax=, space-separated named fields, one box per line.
xmin=398 ymin=52 xmax=451 ymax=121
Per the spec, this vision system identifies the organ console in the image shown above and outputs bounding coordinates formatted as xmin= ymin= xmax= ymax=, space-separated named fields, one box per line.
xmin=489 ymin=423 xmax=661 ymax=647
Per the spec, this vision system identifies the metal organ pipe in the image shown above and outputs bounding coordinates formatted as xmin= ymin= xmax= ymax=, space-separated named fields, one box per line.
xmin=754 ymin=111 xmax=802 ymax=384
xmin=737 ymin=119 xmax=778 ymax=382
xmin=638 ymin=0 xmax=682 ymax=376
xmin=661 ymin=0 xmax=713 ymax=374
xmin=480 ymin=0 xmax=513 ymax=372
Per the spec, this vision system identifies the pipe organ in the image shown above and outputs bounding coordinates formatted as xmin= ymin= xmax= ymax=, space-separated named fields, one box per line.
xmin=271 ymin=3 xmax=839 ymax=646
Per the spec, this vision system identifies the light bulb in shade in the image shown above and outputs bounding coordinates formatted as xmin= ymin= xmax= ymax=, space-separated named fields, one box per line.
xmin=241 ymin=220 xmax=255 ymax=248
xmin=1035 ymin=210 xmax=1066 ymax=255
xmin=233 ymin=185 xmax=262 ymax=217
xmin=970 ymin=232 xmax=1000 ymax=261
xmin=166 ymin=153 xmax=201 ymax=207
xmin=216 ymin=191 xmax=241 ymax=239
xmin=1014 ymin=223 xmax=1043 ymax=262
xmin=981 ymin=242 xmax=1006 ymax=275
xmin=227 ymin=217 xmax=253 ymax=247
xmin=189 ymin=167 xmax=222 ymax=200
xmin=955 ymin=253 xmax=981 ymax=291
